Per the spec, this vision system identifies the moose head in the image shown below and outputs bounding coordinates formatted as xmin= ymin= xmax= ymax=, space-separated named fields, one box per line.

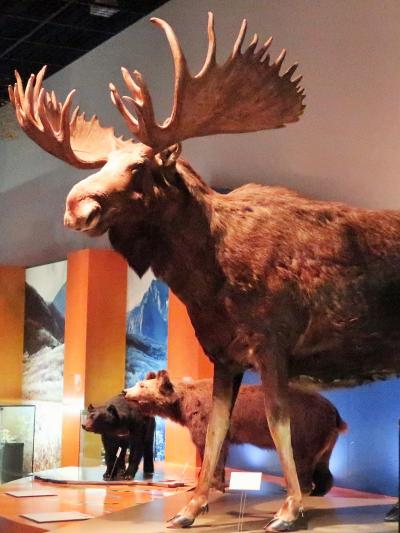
xmin=9 ymin=13 xmax=305 ymax=241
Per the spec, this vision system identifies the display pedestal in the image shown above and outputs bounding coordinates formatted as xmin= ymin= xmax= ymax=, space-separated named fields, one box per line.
xmin=0 ymin=462 xmax=195 ymax=532
xmin=0 ymin=467 xmax=397 ymax=532
xmin=33 ymin=466 xmax=185 ymax=488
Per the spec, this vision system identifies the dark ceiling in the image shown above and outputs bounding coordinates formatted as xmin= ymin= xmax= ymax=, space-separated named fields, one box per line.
xmin=0 ymin=0 xmax=169 ymax=107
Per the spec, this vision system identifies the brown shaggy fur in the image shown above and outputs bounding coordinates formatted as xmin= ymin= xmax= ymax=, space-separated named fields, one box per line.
xmin=129 ymin=371 xmax=347 ymax=495
xmin=99 ymin=157 xmax=400 ymax=387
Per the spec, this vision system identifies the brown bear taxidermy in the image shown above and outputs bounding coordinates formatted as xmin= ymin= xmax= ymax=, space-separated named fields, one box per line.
xmin=9 ymin=12 xmax=400 ymax=532
xmin=127 ymin=371 xmax=347 ymax=495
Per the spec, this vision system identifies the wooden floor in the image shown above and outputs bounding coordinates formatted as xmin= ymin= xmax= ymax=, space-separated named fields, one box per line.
xmin=0 ymin=465 xmax=397 ymax=532
xmin=0 ymin=462 xmax=195 ymax=532
xmin=61 ymin=478 xmax=399 ymax=533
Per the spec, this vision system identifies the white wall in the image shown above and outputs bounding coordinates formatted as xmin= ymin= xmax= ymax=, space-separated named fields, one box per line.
xmin=1 ymin=0 xmax=400 ymax=265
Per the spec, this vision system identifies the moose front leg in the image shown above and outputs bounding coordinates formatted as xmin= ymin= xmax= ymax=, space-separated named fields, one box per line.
xmin=167 ymin=365 xmax=243 ymax=528
xmin=259 ymin=355 xmax=306 ymax=532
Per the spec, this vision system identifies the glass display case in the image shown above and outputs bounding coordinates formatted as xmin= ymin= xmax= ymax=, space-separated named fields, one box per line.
xmin=0 ymin=404 xmax=35 ymax=483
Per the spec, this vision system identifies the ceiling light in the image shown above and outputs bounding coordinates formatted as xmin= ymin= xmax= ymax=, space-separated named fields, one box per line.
xmin=90 ymin=4 xmax=119 ymax=17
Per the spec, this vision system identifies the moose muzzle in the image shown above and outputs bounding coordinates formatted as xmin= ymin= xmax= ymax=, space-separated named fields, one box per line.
xmin=64 ymin=197 xmax=102 ymax=232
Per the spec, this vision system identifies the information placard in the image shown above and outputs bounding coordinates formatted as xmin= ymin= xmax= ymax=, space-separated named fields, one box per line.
xmin=7 ymin=490 xmax=58 ymax=497
xmin=229 ymin=471 xmax=262 ymax=491
xmin=21 ymin=512 xmax=93 ymax=523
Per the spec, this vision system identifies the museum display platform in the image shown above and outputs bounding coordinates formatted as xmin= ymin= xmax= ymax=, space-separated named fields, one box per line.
xmin=0 ymin=464 xmax=397 ymax=532
xmin=33 ymin=465 xmax=186 ymax=488
xmin=0 ymin=462 xmax=195 ymax=532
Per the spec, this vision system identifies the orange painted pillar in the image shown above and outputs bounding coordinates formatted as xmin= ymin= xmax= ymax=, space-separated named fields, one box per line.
xmin=0 ymin=266 xmax=25 ymax=400
xmin=165 ymin=291 xmax=213 ymax=467
xmin=61 ymin=249 xmax=127 ymax=466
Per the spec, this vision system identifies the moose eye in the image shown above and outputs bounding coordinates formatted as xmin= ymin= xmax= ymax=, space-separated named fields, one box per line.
xmin=130 ymin=162 xmax=144 ymax=175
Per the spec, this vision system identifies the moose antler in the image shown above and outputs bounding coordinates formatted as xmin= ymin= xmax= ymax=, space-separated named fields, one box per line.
xmin=110 ymin=12 xmax=305 ymax=151
xmin=9 ymin=66 xmax=130 ymax=169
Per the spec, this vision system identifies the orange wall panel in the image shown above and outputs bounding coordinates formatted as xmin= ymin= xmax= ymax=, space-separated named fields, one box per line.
xmin=166 ymin=291 xmax=213 ymax=467
xmin=62 ymin=249 xmax=127 ymax=466
xmin=167 ymin=291 xmax=213 ymax=379
xmin=85 ymin=250 xmax=127 ymax=405
xmin=62 ymin=250 xmax=89 ymax=467
xmin=0 ymin=266 xmax=25 ymax=399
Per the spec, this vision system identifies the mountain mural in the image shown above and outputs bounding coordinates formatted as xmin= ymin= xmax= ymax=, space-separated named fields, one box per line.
xmin=125 ymin=279 xmax=169 ymax=386
xmin=126 ymin=278 xmax=168 ymax=344
xmin=23 ymin=261 xmax=67 ymax=473
xmin=23 ymin=282 xmax=65 ymax=402
xmin=125 ymin=276 xmax=169 ymax=461
xmin=52 ymin=284 xmax=67 ymax=317
xmin=24 ymin=282 xmax=64 ymax=355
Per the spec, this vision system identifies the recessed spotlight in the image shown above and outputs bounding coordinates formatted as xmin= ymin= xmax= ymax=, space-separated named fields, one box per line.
xmin=90 ymin=5 xmax=119 ymax=17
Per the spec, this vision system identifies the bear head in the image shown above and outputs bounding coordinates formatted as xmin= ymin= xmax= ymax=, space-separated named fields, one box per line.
xmin=123 ymin=370 xmax=179 ymax=417
xmin=82 ymin=401 xmax=122 ymax=434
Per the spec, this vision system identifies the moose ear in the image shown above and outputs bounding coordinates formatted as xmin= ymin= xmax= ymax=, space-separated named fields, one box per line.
xmin=145 ymin=371 xmax=157 ymax=380
xmin=157 ymin=370 xmax=174 ymax=395
xmin=155 ymin=143 xmax=182 ymax=168
xmin=107 ymin=404 xmax=119 ymax=419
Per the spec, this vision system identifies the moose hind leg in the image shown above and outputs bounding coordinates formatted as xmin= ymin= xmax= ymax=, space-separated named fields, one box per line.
xmin=211 ymin=441 xmax=229 ymax=492
xmin=295 ymin=458 xmax=315 ymax=495
xmin=259 ymin=355 xmax=306 ymax=532
xmin=310 ymin=462 xmax=334 ymax=496
xmin=167 ymin=365 xmax=243 ymax=528
xmin=310 ymin=431 xmax=337 ymax=496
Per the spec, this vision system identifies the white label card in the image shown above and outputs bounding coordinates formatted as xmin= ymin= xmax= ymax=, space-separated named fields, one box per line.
xmin=21 ymin=512 xmax=93 ymax=523
xmin=229 ymin=471 xmax=262 ymax=491
xmin=6 ymin=490 xmax=58 ymax=497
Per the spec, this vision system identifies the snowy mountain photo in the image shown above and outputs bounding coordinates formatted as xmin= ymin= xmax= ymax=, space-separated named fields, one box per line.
xmin=23 ymin=260 xmax=67 ymax=471
xmin=125 ymin=269 xmax=169 ymax=461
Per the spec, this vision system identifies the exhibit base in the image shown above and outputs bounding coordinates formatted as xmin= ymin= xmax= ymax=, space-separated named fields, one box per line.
xmin=0 ymin=462 xmax=195 ymax=532
xmin=33 ymin=465 xmax=185 ymax=487
xmin=0 ymin=467 xmax=397 ymax=532
xmin=60 ymin=480 xmax=399 ymax=533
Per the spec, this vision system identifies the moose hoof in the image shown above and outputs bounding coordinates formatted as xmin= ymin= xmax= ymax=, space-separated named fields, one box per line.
xmin=167 ymin=504 xmax=209 ymax=529
xmin=264 ymin=513 xmax=307 ymax=532
xmin=166 ymin=514 xmax=195 ymax=529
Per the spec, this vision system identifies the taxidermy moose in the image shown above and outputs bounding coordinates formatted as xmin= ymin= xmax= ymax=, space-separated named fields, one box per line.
xmin=10 ymin=12 xmax=400 ymax=532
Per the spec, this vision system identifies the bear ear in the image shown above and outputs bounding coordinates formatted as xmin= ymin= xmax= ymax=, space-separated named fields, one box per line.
xmin=145 ymin=371 xmax=157 ymax=380
xmin=88 ymin=403 xmax=95 ymax=412
xmin=158 ymin=371 xmax=174 ymax=396
xmin=107 ymin=404 xmax=119 ymax=419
